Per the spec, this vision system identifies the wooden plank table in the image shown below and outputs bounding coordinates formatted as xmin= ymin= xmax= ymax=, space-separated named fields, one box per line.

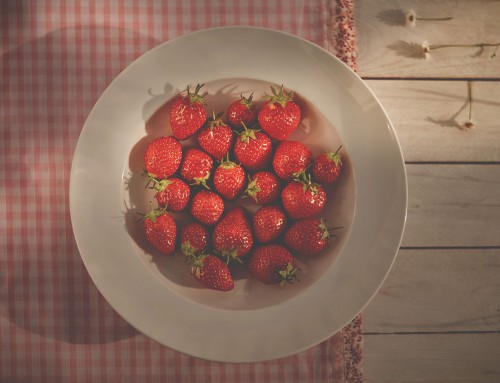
xmin=356 ymin=1 xmax=500 ymax=381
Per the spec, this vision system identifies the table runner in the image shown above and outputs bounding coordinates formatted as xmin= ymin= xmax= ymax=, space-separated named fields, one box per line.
xmin=0 ymin=1 xmax=361 ymax=381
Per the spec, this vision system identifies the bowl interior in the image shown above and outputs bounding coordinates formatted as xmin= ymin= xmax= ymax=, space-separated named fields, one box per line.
xmin=122 ymin=78 xmax=355 ymax=310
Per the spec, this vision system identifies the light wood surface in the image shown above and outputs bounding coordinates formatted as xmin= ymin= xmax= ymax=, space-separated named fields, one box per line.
xmin=357 ymin=0 xmax=500 ymax=78
xmin=365 ymin=80 xmax=500 ymax=162
xmin=364 ymin=334 xmax=500 ymax=382
xmin=364 ymin=249 xmax=500 ymax=333
xmin=357 ymin=0 xmax=500 ymax=381
xmin=404 ymin=164 xmax=500 ymax=247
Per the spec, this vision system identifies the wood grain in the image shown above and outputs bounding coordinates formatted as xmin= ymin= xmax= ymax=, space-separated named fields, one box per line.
xmin=403 ymin=164 xmax=500 ymax=247
xmin=356 ymin=0 xmax=500 ymax=78
xmin=356 ymin=1 xmax=500 ymax=381
xmin=366 ymin=80 xmax=500 ymax=162
xmin=364 ymin=333 xmax=500 ymax=383
xmin=363 ymin=249 xmax=500 ymax=333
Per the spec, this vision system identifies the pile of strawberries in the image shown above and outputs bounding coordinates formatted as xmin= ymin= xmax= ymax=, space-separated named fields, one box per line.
xmin=139 ymin=84 xmax=343 ymax=292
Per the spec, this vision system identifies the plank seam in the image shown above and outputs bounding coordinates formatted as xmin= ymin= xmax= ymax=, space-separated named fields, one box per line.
xmin=400 ymin=246 xmax=500 ymax=250
xmin=363 ymin=330 xmax=500 ymax=335
xmin=405 ymin=161 xmax=500 ymax=165
xmin=361 ymin=77 xmax=500 ymax=81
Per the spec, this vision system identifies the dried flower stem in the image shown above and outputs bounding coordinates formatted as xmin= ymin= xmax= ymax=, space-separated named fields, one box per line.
xmin=429 ymin=43 xmax=500 ymax=49
xmin=467 ymin=81 xmax=473 ymax=122
xmin=415 ymin=16 xmax=453 ymax=21
xmin=427 ymin=42 xmax=500 ymax=58
xmin=492 ymin=45 xmax=499 ymax=58
xmin=463 ymin=81 xmax=475 ymax=130
xmin=406 ymin=11 xmax=452 ymax=27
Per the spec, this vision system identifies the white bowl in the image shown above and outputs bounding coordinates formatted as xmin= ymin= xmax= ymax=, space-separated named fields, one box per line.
xmin=70 ymin=26 xmax=407 ymax=363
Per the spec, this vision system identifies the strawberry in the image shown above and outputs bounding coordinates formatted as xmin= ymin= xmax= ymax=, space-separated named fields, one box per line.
xmin=180 ymin=147 xmax=213 ymax=188
xmin=140 ymin=205 xmax=177 ymax=255
xmin=284 ymin=218 xmax=332 ymax=256
xmin=248 ymin=244 xmax=298 ymax=285
xmin=226 ymin=93 xmax=258 ymax=128
xmin=233 ymin=123 xmax=273 ymax=172
xmin=272 ymin=140 xmax=312 ymax=182
xmin=281 ymin=173 xmax=327 ymax=219
xmin=190 ymin=190 xmax=224 ymax=226
xmin=212 ymin=206 xmax=254 ymax=263
xmin=191 ymin=253 xmax=234 ymax=291
xmin=148 ymin=177 xmax=190 ymax=212
xmin=252 ymin=205 xmax=287 ymax=244
xmin=143 ymin=136 xmax=182 ymax=179
xmin=312 ymin=145 xmax=343 ymax=184
xmin=197 ymin=111 xmax=234 ymax=160
xmin=258 ymin=85 xmax=301 ymax=140
xmin=213 ymin=157 xmax=246 ymax=201
xmin=180 ymin=222 xmax=210 ymax=258
xmin=245 ymin=171 xmax=281 ymax=205
xmin=170 ymin=84 xmax=208 ymax=140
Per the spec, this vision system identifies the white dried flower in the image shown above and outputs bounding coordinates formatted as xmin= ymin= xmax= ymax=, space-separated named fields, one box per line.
xmin=421 ymin=42 xmax=431 ymax=59
xmin=463 ymin=120 xmax=475 ymax=130
xmin=406 ymin=10 xmax=417 ymax=27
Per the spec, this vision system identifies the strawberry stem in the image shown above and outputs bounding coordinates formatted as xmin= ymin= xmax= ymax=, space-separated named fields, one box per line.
xmin=136 ymin=201 xmax=167 ymax=223
xmin=190 ymin=253 xmax=208 ymax=277
xmin=181 ymin=241 xmax=197 ymax=259
xmin=191 ymin=172 xmax=211 ymax=190
xmin=264 ymin=84 xmax=293 ymax=107
xmin=318 ymin=219 xmax=343 ymax=240
xmin=245 ymin=176 xmax=261 ymax=200
xmin=333 ymin=145 xmax=343 ymax=156
xmin=240 ymin=93 xmax=254 ymax=110
xmin=146 ymin=175 xmax=172 ymax=192
xmin=293 ymin=170 xmax=320 ymax=194
xmin=207 ymin=110 xmax=226 ymax=129
xmin=220 ymin=248 xmax=243 ymax=265
xmin=186 ymin=83 xmax=207 ymax=106
xmin=238 ymin=122 xmax=258 ymax=143
xmin=219 ymin=154 xmax=238 ymax=169
xmin=278 ymin=262 xmax=299 ymax=287
xmin=327 ymin=145 xmax=343 ymax=167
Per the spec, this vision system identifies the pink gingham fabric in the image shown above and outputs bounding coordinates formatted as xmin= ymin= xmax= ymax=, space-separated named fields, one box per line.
xmin=0 ymin=1 xmax=361 ymax=382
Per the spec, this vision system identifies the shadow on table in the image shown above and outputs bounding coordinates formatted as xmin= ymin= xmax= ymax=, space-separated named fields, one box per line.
xmin=0 ymin=23 xmax=160 ymax=344
xmin=377 ymin=8 xmax=407 ymax=27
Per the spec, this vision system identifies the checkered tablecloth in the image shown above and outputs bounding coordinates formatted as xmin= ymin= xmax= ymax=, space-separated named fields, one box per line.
xmin=0 ymin=1 xmax=361 ymax=382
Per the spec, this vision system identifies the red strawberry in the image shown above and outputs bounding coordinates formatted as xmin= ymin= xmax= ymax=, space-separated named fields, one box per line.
xmin=197 ymin=112 xmax=234 ymax=160
xmin=148 ymin=177 xmax=190 ymax=212
xmin=233 ymin=124 xmax=273 ymax=172
xmin=190 ymin=190 xmax=224 ymax=226
xmin=284 ymin=218 xmax=332 ymax=256
xmin=273 ymin=140 xmax=312 ymax=182
xmin=140 ymin=205 xmax=177 ymax=255
xmin=226 ymin=93 xmax=258 ymax=128
xmin=170 ymin=84 xmax=208 ymax=140
xmin=191 ymin=253 xmax=234 ymax=291
xmin=180 ymin=147 xmax=213 ymax=188
xmin=312 ymin=145 xmax=343 ymax=184
xmin=248 ymin=244 xmax=298 ymax=285
xmin=180 ymin=222 xmax=210 ymax=258
xmin=281 ymin=173 xmax=327 ymax=219
xmin=213 ymin=158 xmax=246 ymax=201
xmin=252 ymin=205 xmax=287 ymax=244
xmin=245 ymin=171 xmax=281 ymax=205
xmin=258 ymin=85 xmax=301 ymax=140
xmin=212 ymin=206 xmax=254 ymax=263
xmin=143 ymin=136 xmax=182 ymax=179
